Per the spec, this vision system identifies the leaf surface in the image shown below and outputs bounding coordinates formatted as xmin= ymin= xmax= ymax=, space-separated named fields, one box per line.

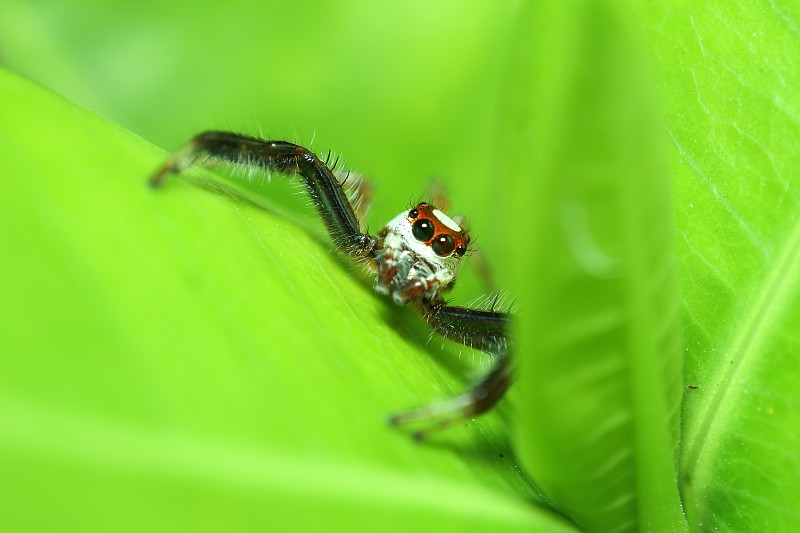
xmin=503 ymin=2 xmax=685 ymax=531
xmin=0 ymin=68 xmax=575 ymax=533
xmin=635 ymin=3 xmax=800 ymax=530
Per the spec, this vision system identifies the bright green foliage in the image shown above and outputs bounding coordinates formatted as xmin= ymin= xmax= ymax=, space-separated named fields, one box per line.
xmin=0 ymin=1 xmax=799 ymax=532
xmin=504 ymin=2 xmax=685 ymax=531
xmin=0 ymin=69 xmax=572 ymax=532
xmin=640 ymin=3 xmax=800 ymax=531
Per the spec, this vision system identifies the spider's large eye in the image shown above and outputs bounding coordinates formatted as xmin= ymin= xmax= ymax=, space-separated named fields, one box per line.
xmin=432 ymin=234 xmax=455 ymax=256
xmin=412 ymin=219 xmax=435 ymax=241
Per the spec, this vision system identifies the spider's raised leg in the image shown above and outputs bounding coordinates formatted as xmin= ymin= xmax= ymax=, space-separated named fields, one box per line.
xmin=389 ymin=300 xmax=512 ymax=439
xmin=150 ymin=131 xmax=377 ymax=261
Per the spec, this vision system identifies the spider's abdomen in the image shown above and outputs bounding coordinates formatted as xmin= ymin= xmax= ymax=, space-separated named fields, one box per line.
xmin=374 ymin=203 xmax=468 ymax=305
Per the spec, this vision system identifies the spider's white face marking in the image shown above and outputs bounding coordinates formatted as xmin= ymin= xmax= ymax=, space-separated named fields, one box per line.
xmin=375 ymin=202 xmax=469 ymax=304
xmin=382 ymin=212 xmax=460 ymax=271
xmin=432 ymin=208 xmax=462 ymax=232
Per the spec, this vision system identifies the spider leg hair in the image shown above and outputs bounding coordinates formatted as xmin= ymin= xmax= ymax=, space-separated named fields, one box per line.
xmin=389 ymin=300 xmax=512 ymax=437
xmin=336 ymin=169 xmax=373 ymax=224
xmin=150 ymin=131 xmax=377 ymax=260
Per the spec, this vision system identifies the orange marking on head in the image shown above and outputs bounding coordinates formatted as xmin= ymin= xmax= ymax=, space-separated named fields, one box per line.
xmin=408 ymin=203 xmax=470 ymax=257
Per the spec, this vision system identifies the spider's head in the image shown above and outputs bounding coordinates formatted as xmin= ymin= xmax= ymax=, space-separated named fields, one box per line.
xmin=375 ymin=202 xmax=470 ymax=304
xmin=402 ymin=202 xmax=470 ymax=259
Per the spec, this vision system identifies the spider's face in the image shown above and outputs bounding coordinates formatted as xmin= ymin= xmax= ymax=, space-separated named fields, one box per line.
xmin=398 ymin=202 xmax=469 ymax=260
xmin=375 ymin=202 xmax=470 ymax=304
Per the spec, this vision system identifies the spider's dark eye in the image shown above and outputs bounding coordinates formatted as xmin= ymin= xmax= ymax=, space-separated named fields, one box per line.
xmin=412 ymin=219 xmax=435 ymax=241
xmin=455 ymin=244 xmax=467 ymax=256
xmin=408 ymin=208 xmax=419 ymax=219
xmin=432 ymin=234 xmax=455 ymax=256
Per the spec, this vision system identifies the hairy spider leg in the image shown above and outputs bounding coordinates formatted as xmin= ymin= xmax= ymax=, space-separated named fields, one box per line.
xmin=336 ymin=169 xmax=373 ymax=224
xmin=150 ymin=131 xmax=377 ymax=260
xmin=389 ymin=301 xmax=511 ymax=438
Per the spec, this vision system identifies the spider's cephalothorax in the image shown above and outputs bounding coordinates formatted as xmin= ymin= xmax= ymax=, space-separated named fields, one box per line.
xmin=375 ymin=202 xmax=470 ymax=305
xmin=150 ymin=132 xmax=511 ymax=439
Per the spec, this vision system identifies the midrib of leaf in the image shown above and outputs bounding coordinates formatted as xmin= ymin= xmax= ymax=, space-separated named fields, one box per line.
xmin=621 ymin=151 xmax=687 ymax=532
xmin=682 ymin=210 xmax=800 ymax=479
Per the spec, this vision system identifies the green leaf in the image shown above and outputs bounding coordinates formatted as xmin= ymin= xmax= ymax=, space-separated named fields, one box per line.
xmin=503 ymin=2 xmax=685 ymax=531
xmin=3 ymin=1 xmax=800 ymax=530
xmin=0 ymin=68 xmax=575 ymax=532
xmin=637 ymin=3 xmax=800 ymax=530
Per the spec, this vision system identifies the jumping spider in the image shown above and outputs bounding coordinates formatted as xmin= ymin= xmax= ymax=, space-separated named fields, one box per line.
xmin=150 ymin=131 xmax=511 ymax=438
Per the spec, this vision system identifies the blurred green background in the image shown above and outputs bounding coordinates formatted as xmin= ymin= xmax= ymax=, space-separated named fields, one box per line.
xmin=0 ymin=0 xmax=512 ymax=271
xmin=1 ymin=1 xmax=799 ymax=532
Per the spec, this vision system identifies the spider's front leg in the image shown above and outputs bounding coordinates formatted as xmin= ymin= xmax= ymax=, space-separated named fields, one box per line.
xmin=150 ymin=131 xmax=378 ymax=261
xmin=389 ymin=300 xmax=512 ymax=439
